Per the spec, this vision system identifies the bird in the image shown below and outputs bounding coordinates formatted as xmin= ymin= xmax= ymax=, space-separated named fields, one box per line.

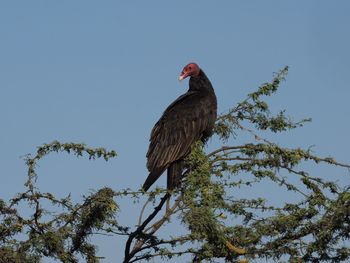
xmin=142 ymin=62 xmax=217 ymax=191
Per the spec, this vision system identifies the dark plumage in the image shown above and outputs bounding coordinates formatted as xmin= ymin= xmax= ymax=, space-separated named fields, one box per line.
xmin=143 ymin=63 xmax=217 ymax=191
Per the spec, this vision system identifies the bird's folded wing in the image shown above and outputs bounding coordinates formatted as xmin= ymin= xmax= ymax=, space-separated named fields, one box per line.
xmin=146 ymin=92 xmax=211 ymax=172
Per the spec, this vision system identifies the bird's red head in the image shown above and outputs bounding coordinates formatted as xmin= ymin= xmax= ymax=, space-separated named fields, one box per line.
xmin=179 ymin=62 xmax=200 ymax=81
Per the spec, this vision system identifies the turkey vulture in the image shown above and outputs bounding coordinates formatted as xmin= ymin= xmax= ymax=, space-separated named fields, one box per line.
xmin=143 ymin=62 xmax=217 ymax=191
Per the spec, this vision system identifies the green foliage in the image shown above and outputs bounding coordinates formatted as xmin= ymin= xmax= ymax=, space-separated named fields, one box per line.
xmin=1 ymin=67 xmax=349 ymax=262
xmin=1 ymin=143 xmax=120 ymax=263
xmin=25 ymin=141 xmax=117 ymax=191
xmin=215 ymin=66 xmax=311 ymax=141
xmin=182 ymin=142 xmax=229 ymax=260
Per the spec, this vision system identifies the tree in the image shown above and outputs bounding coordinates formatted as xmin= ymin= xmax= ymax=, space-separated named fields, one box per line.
xmin=1 ymin=67 xmax=349 ymax=263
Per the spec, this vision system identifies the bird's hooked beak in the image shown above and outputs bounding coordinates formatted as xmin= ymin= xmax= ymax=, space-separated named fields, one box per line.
xmin=178 ymin=71 xmax=187 ymax=81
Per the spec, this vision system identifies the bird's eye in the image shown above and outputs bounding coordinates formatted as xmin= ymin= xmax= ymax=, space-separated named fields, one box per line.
xmin=188 ymin=66 xmax=192 ymax=70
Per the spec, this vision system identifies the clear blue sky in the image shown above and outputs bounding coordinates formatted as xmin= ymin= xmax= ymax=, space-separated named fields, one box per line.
xmin=1 ymin=1 xmax=349 ymax=262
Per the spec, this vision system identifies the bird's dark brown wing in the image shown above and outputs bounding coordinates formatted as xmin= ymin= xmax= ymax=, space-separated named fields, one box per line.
xmin=143 ymin=90 xmax=215 ymax=190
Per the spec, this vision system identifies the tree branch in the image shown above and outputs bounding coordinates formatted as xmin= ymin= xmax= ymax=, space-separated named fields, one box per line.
xmin=123 ymin=193 xmax=170 ymax=263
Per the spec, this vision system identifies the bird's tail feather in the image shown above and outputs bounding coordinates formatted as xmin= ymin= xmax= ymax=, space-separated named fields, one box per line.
xmin=167 ymin=160 xmax=184 ymax=190
xmin=142 ymin=168 xmax=164 ymax=191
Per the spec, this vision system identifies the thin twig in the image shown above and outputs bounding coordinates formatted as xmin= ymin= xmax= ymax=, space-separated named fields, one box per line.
xmin=138 ymin=197 xmax=152 ymax=226
xmin=207 ymin=146 xmax=249 ymax=158
xmin=129 ymin=250 xmax=195 ymax=263
xmin=144 ymin=195 xmax=182 ymax=234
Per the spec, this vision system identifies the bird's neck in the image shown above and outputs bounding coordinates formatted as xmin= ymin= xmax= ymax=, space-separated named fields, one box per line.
xmin=189 ymin=70 xmax=214 ymax=93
